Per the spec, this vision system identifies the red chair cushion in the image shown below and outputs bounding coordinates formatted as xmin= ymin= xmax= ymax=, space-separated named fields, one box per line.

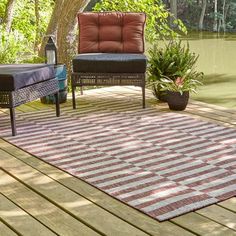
xmin=78 ymin=12 xmax=146 ymax=54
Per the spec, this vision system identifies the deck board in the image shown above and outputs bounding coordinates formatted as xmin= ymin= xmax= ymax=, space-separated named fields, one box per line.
xmin=171 ymin=212 xmax=236 ymax=236
xmin=218 ymin=198 xmax=236 ymax=213
xmin=15 ymin=104 xmax=38 ymax=113
xmin=0 ymin=169 xmax=100 ymax=236
xmin=1 ymin=87 xmax=236 ymax=235
xmin=0 ymin=193 xmax=56 ymax=236
xmin=0 ymin=139 xmax=194 ymax=236
xmin=0 ymin=221 xmax=18 ymax=236
xmin=197 ymin=205 xmax=236 ymax=231
xmin=0 ymin=148 xmax=149 ymax=236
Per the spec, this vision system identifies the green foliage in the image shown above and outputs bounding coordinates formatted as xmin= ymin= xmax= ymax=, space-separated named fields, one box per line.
xmin=94 ymin=0 xmax=187 ymax=42
xmin=0 ymin=0 xmax=54 ymax=63
xmin=177 ymin=0 xmax=236 ymax=32
xmin=0 ymin=0 xmax=7 ymax=21
xmin=176 ymin=0 xmax=201 ymax=30
xmin=148 ymin=40 xmax=203 ymax=95
xmin=0 ymin=26 xmax=27 ymax=63
xmin=21 ymin=55 xmax=45 ymax=63
xmin=85 ymin=0 xmax=100 ymax=11
xmin=12 ymin=0 xmax=53 ymax=44
xmin=158 ymin=71 xmax=203 ymax=94
xmin=148 ymin=41 xmax=198 ymax=81
xmin=226 ymin=2 xmax=236 ymax=31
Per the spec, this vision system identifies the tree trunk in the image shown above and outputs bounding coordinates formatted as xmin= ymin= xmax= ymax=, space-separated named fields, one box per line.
xmin=222 ymin=0 xmax=226 ymax=33
xmin=3 ymin=0 xmax=15 ymax=33
xmin=170 ymin=0 xmax=177 ymax=18
xmin=56 ymin=0 xmax=90 ymax=68
xmin=84 ymin=0 xmax=99 ymax=11
xmin=34 ymin=0 xmax=40 ymax=53
xmin=199 ymin=0 xmax=207 ymax=30
xmin=39 ymin=0 xmax=90 ymax=74
xmin=224 ymin=3 xmax=230 ymax=29
xmin=170 ymin=0 xmax=177 ymax=27
xmin=213 ymin=0 xmax=218 ymax=32
xmin=38 ymin=0 xmax=64 ymax=58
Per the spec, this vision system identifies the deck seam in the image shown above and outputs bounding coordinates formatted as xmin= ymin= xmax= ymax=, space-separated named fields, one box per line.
xmin=195 ymin=211 xmax=236 ymax=232
xmin=185 ymin=109 xmax=236 ymax=126
xmin=0 ymin=146 xmax=153 ymax=236
xmin=217 ymin=202 xmax=236 ymax=214
xmin=169 ymin=220 xmax=200 ymax=236
xmin=1 ymin=165 xmax=106 ymax=236
xmin=91 ymin=88 xmax=236 ymax=126
xmin=101 ymin=86 xmax=236 ymax=115
xmin=0 ymin=191 xmax=59 ymax=236
xmin=187 ymin=103 xmax=236 ymax=116
xmin=0 ymin=217 xmax=22 ymax=236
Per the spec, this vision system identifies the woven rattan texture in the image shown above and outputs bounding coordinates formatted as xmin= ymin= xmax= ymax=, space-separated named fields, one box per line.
xmin=72 ymin=73 xmax=145 ymax=87
xmin=0 ymin=79 xmax=59 ymax=108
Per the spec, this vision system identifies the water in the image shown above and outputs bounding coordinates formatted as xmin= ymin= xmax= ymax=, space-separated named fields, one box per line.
xmin=183 ymin=32 xmax=236 ymax=109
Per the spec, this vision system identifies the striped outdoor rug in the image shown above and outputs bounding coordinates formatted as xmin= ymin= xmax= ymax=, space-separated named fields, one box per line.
xmin=1 ymin=97 xmax=236 ymax=221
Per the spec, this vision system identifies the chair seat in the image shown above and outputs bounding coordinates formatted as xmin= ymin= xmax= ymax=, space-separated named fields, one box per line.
xmin=72 ymin=53 xmax=147 ymax=73
xmin=0 ymin=64 xmax=55 ymax=91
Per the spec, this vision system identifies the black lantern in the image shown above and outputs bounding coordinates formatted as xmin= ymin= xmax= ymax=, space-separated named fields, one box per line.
xmin=45 ymin=36 xmax=57 ymax=64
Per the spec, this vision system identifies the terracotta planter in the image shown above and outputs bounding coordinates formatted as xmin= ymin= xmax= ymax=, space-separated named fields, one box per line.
xmin=167 ymin=91 xmax=189 ymax=111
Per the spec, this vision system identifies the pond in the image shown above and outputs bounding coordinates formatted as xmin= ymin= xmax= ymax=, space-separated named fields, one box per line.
xmin=183 ymin=32 xmax=236 ymax=109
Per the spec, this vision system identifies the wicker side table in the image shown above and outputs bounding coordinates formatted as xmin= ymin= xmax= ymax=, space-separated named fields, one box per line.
xmin=0 ymin=64 xmax=60 ymax=136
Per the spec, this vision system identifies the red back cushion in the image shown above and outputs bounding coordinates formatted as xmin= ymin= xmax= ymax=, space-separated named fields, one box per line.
xmin=78 ymin=12 xmax=146 ymax=53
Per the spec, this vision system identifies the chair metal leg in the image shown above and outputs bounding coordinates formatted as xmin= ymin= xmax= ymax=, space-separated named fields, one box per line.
xmin=10 ymin=108 xmax=16 ymax=136
xmin=142 ymin=86 xmax=146 ymax=109
xmin=55 ymin=92 xmax=60 ymax=117
xmin=72 ymin=85 xmax=76 ymax=109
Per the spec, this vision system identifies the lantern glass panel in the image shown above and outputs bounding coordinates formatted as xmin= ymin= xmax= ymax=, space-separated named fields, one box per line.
xmin=46 ymin=50 xmax=56 ymax=64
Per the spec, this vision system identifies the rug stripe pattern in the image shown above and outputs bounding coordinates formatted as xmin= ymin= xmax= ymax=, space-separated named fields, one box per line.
xmin=1 ymin=98 xmax=236 ymax=221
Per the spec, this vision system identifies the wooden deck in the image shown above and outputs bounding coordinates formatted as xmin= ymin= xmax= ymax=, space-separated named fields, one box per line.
xmin=1 ymin=87 xmax=236 ymax=236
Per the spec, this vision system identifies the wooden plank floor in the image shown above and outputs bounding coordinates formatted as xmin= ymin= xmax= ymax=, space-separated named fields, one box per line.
xmin=1 ymin=87 xmax=236 ymax=236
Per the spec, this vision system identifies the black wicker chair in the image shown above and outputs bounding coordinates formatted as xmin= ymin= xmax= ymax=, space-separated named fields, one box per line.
xmin=0 ymin=64 xmax=60 ymax=136
xmin=71 ymin=12 xmax=147 ymax=109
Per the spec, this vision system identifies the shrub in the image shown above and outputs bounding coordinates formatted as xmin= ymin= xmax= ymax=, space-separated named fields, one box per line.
xmin=148 ymin=40 xmax=203 ymax=97
xmin=0 ymin=26 xmax=28 ymax=63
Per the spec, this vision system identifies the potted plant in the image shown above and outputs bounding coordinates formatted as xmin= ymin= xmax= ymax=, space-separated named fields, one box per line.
xmin=159 ymin=70 xmax=203 ymax=110
xmin=148 ymin=40 xmax=202 ymax=103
